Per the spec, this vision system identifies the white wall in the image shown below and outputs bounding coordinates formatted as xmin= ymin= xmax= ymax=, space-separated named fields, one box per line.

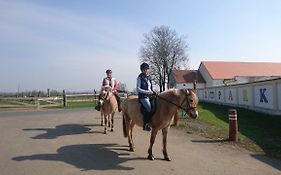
xmin=198 ymin=79 xmax=281 ymax=115
xmin=278 ymin=82 xmax=281 ymax=110
xmin=198 ymin=64 xmax=214 ymax=87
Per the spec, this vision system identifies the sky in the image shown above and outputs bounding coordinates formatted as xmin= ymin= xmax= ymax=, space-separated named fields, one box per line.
xmin=1 ymin=0 xmax=281 ymax=92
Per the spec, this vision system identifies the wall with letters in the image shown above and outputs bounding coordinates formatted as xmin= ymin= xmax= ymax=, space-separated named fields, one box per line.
xmin=198 ymin=78 xmax=281 ymax=115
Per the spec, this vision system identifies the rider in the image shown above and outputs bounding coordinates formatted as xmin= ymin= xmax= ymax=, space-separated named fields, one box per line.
xmin=136 ymin=62 xmax=157 ymax=131
xmin=95 ymin=69 xmax=122 ymax=112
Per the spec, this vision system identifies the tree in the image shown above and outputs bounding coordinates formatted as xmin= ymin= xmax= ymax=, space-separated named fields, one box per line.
xmin=139 ymin=25 xmax=189 ymax=92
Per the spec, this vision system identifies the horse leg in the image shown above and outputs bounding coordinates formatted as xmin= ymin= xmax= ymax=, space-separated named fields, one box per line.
xmin=147 ymin=129 xmax=158 ymax=160
xmin=104 ymin=115 xmax=107 ymax=134
xmin=107 ymin=114 xmax=111 ymax=128
xmin=172 ymin=112 xmax=179 ymax=127
xmin=162 ymin=127 xmax=171 ymax=161
xmin=128 ymin=121 xmax=136 ymax=152
xmin=100 ymin=112 xmax=104 ymax=126
xmin=111 ymin=112 xmax=115 ymax=132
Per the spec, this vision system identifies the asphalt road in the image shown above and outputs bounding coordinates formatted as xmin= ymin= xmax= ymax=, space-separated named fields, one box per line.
xmin=0 ymin=108 xmax=280 ymax=175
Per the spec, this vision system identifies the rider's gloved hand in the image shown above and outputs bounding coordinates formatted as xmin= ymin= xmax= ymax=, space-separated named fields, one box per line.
xmin=152 ymin=90 xmax=158 ymax=95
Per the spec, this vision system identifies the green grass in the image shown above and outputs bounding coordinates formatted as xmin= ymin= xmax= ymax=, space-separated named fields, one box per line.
xmin=178 ymin=102 xmax=281 ymax=160
xmin=65 ymin=101 xmax=96 ymax=109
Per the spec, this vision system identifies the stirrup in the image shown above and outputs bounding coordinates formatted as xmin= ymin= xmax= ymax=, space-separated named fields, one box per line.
xmin=143 ymin=123 xmax=151 ymax=131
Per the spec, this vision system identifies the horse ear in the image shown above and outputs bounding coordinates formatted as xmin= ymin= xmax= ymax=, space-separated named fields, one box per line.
xmin=193 ymin=80 xmax=197 ymax=90
xmin=104 ymin=86 xmax=111 ymax=92
xmin=186 ymin=89 xmax=190 ymax=95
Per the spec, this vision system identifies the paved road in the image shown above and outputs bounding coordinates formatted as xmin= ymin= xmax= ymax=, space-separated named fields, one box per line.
xmin=0 ymin=108 xmax=280 ymax=175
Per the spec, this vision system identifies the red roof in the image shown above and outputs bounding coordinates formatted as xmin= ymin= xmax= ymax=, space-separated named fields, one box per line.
xmin=172 ymin=70 xmax=206 ymax=83
xmin=200 ymin=61 xmax=281 ymax=79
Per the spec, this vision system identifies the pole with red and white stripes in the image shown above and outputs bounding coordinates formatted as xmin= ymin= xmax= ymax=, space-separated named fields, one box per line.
xmin=228 ymin=109 xmax=238 ymax=142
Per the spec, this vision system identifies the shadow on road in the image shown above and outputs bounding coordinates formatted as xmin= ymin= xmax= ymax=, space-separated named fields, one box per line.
xmin=12 ymin=143 xmax=137 ymax=171
xmin=251 ymin=154 xmax=281 ymax=171
xmin=22 ymin=124 xmax=102 ymax=139
xmin=191 ymin=139 xmax=229 ymax=143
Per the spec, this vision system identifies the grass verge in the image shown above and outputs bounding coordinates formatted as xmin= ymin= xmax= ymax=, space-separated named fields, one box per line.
xmin=178 ymin=102 xmax=281 ymax=160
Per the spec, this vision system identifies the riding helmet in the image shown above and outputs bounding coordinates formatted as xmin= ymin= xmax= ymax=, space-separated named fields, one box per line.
xmin=106 ymin=69 xmax=112 ymax=74
xmin=140 ymin=63 xmax=149 ymax=71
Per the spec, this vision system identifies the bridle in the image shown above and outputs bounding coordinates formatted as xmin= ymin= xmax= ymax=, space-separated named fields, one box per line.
xmin=156 ymin=90 xmax=196 ymax=114
xmin=99 ymin=90 xmax=110 ymax=101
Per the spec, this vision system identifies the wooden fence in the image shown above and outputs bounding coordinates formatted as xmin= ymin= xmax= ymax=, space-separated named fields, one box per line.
xmin=0 ymin=91 xmax=127 ymax=110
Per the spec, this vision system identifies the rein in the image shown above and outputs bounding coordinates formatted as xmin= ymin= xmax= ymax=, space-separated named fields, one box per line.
xmin=156 ymin=93 xmax=190 ymax=114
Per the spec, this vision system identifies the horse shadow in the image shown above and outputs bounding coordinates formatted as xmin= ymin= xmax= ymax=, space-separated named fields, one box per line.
xmin=12 ymin=143 xmax=136 ymax=171
xmin=23 ymin=124 xmax=102 ymax=139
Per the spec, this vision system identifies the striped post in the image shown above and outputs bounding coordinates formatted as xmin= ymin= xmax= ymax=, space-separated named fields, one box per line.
xmin=228 ymin=109 xmax=238 ymax=142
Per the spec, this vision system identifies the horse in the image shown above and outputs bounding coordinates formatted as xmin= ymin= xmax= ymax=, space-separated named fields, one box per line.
xmin=98 ymin=86 xmax=118 ymax=134
xmin=121 ymin=88 xmax=199 ymax=161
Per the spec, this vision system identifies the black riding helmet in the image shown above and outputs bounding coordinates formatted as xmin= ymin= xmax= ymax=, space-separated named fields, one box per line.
xmin=106 ymin=69 xmax=112 ymax=74
xmin=140 ymin=63 xmax=149 ymax=71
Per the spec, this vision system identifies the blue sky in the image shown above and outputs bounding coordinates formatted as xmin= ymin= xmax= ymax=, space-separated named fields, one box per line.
xmin=1 ymin=0 xmax=281 ymax=92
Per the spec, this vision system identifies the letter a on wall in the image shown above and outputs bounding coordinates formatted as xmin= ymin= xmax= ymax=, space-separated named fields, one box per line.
xmin=243 ymin=89 xmax=248 ymax=102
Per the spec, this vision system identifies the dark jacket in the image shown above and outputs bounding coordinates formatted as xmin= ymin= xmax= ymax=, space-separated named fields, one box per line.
xmin=137 ymin=73 xmax=153 ymax=99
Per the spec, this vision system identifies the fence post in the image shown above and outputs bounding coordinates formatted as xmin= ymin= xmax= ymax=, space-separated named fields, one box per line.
xmin=36 ymin=91 xmax=40 ymax=110
xmin=228 ymin=109 xmax=238 ymax=142
xmin=62 ymin=90 xmax=67 ymax=107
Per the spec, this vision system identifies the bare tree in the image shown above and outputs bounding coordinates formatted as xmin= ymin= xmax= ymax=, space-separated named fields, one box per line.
xmin=139 ymin=25 xmax=189 ymax=92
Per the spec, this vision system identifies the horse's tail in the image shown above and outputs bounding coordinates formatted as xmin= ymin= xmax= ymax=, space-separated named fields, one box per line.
xmin=122 ymin=113 xmax=128 ymax=138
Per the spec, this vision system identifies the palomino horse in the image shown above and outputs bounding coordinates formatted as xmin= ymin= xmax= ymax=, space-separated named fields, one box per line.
xmin=121 ymin=88 xmax=198 ymax=161
xmin=98 ymin=87 xmax=118 ymax=134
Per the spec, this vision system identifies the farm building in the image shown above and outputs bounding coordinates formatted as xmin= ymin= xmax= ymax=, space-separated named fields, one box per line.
xmin=169 ymin=61 xmax=281 ymax=89
xmin=169 ymin=70 xmax=206 ymax=89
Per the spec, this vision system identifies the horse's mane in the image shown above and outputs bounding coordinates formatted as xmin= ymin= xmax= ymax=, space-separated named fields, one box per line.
xmin=158 ymin=88 xmax=182 ymax=98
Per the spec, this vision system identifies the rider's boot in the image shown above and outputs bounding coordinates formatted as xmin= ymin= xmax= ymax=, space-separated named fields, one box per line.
xmin=143 ymin=111 xmax=151 ymax=131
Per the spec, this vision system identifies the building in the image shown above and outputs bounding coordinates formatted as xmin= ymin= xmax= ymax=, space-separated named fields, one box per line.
xmin=169 ymin=61 xmax=281 ymax=115
xmin=199 ymin=61 xmax=281 ymax=88
xmin=169 ymin=61 xmax=281 ymax=90
xmin=169 ymin=70 xmax=206 ymax=89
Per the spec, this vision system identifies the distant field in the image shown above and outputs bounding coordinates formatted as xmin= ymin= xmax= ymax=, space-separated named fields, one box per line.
xmin=178 ymin=102 xmax=281 ymax=160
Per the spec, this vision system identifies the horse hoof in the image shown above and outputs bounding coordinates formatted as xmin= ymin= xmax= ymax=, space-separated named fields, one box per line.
xmin=104 ymin=130 xmax=107 ymax=134
xmin=147 ymin=155 xmax=154 ymax=160
xmin=164 ymin=157 xmax=171 ymax=161
xmin=129 ymin=147 xmax=135 ymax=152
xmin=111 ymin=128 xmax=114 ymax=132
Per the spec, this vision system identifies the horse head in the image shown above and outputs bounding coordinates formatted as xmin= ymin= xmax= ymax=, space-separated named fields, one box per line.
xmin=98 ymin=86 xmax=112 ymax=106
xmin=183 ymin=89 xmax=199 ymax=119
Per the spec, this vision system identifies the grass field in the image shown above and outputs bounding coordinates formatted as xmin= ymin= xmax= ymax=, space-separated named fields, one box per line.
xmin=178 ymin=102 xmax=281 ymax=160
